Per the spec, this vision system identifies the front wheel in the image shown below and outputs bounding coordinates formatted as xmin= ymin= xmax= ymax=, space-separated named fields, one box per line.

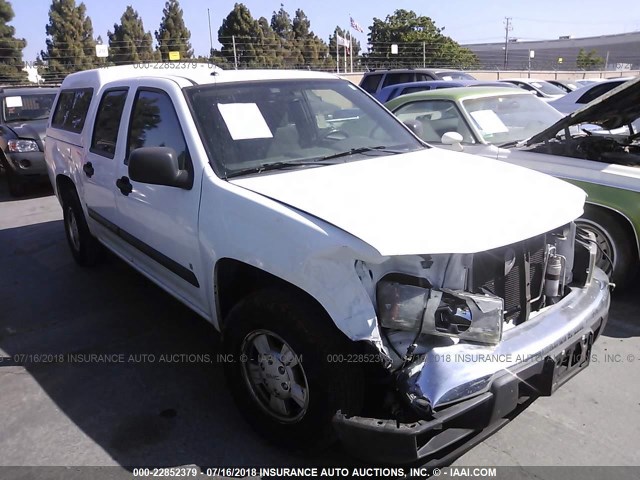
xmin=222 ymin=289 xmax=363 ymax=450
xmin=576 ymin=207 xmax=638 ymax=288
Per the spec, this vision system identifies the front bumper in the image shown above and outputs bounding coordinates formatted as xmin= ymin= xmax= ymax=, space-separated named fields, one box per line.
xmin=1 ymin=151 xmax=48 ymax=179
xmin=334 ymin=267 xmax=610 ymax=465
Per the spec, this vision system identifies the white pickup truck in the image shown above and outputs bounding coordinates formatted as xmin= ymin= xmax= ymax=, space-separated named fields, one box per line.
xmin=45 ymin=64 xmax=610 ymax=465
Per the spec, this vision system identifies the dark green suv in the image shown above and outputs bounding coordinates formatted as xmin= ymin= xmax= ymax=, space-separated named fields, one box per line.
xmin=0 ymin=86 xmax=58 ymax=196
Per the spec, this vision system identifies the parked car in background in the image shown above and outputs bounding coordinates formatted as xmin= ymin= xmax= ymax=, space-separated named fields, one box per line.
xmin=0 ymin=86 xmax=59 ymax=196
xmin=575 ymin=78 xmax=605 ymax=88
xmin=44 ymin=65 xmax=609 ymax=465
xmin=547 ymin=79 xmax=579 ymax=93
xmin=549 ymin=78 xmax=633 ymax=114
xmin=359 ymin=68 xmax=476 ymax=97
xmin=386 ymin=79 xmax=640 ymax=286
xmin=499 ymin=78 xmax=567 ymax=101
xmin=373 ymin=79 xmax=515 ymax=103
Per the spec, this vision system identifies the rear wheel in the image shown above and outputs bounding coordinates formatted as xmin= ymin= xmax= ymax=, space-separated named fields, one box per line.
xmin=62 ymin=188 xmax=102 ymax=266
xmin=577 ymin=207 xmax=637 ymax=288
xmin=222 ymin=289 xmax=363 ymax=450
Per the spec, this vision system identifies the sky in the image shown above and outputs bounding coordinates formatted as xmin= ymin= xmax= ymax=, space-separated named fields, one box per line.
xmin=11 ymin=0 xmax=640 ymax=62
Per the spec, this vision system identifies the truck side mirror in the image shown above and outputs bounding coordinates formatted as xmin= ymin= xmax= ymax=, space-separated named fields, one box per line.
xmin=128 ymin=147 xmax=192 ymax=189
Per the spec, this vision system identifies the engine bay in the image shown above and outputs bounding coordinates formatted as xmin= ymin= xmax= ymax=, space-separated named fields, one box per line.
xmin=528 ymin=132 xmax=640 ymax=166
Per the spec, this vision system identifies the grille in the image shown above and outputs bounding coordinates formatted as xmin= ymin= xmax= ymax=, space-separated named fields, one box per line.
xmin=471 ymin=235 xmax=547 ymax=324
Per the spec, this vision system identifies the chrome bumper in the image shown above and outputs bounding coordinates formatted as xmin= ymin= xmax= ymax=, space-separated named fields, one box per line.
xmin=398 ymin=267 xmax=610 ymax=409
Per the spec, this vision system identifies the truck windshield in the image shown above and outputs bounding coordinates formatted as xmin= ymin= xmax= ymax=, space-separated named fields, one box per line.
xmin=185 ymin=78 xmax=424 ymax=178
xmin=2 ymin=93 xmax=57 ymax=122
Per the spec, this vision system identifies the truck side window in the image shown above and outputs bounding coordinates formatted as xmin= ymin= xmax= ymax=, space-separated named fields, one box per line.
xmin=51 ymin=88 xmax=93 ymax=133
xmin=126 ymin=89 xmax=189 ymax=169
xmin=90 ymin=89 xmax=128 ymax=158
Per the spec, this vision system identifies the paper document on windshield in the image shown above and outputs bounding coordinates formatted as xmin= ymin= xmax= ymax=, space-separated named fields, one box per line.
xmin=5 ymin=96 xmax=23 ymax=108
xmin=470 ymin=110 xmax=509 ymax=134
xmin=217 ymin=103 xmax=273 ymax=140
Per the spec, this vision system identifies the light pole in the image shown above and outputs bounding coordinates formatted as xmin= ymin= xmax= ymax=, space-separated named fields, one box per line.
xmin=503 ymin=17 xmax=512 ymax=69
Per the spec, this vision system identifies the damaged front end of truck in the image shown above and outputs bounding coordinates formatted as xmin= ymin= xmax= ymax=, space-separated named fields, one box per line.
xmin=334 ymin=222 xmax=610 ymax=465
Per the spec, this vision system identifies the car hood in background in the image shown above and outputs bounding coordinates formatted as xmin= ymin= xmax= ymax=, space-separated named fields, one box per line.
xmin=527 ymin=76 xmax=640 ymax=145
xmin=230 ymin=149 xmax=586 ymax=256
xmin=4 ymin=119 xmax=48 ymax=150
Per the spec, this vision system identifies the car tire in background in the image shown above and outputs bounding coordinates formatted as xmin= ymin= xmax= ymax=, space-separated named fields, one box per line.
xmin=222 ymin=288 xmax=364 ymax=451
xmin=7 ymin=173 xmax=26 ymax=197
xmin=61 ymin=187 xmax=102 ymax=267
xmin=577 ymin=206 xmax=638 ymax=289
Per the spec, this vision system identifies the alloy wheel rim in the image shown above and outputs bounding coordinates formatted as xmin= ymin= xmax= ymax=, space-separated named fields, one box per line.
xmin=577 ymin=220 xmax=616 ymax=277
xmin=240 ymin=329 xmax=309 ymax=423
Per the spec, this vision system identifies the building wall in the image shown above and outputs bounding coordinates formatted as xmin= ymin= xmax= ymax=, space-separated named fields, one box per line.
xmin=464 ymin=32 xmax=640 ymax=70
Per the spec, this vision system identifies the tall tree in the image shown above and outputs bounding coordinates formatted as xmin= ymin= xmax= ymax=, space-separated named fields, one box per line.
xmin=290 ymin=9 xmax=330 ymax=68
xmin=42 ymin=0 xmax=96 ymax=82
xmin=108 ymin=6 xmax=156 ymax=65
xmin=270 ymin=4 xmax=293 ymax=41
xmin=255 ymin=16 xmax=283 ymax=67
xmin=367 ymin=9 xmax=477 ymax=69
xmin=155 ymin=0 xmax=193 ymax=61
xmin=218 ymin=3 xmax=262 ymax=68
xmin=0 ymin=0 xmax=26 ymax=83
xmin=291 ymin=9 xmax=310 ymax=39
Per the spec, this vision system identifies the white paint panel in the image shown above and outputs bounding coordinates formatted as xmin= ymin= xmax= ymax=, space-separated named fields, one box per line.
xmin=231 ymin=149 xmax=586 ymax=256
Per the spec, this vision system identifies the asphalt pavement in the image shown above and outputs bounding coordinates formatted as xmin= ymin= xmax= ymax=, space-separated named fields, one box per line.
xmin=0 ymin=178 xmax=638 ymax=475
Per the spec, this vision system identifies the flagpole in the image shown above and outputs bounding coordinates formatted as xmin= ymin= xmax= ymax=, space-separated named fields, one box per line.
xmin=343 ymin=28 xmax=347 ymax=73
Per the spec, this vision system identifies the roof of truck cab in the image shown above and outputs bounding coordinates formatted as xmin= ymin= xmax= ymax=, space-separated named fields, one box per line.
xmin=59 ymin=63 xmax=340 ymax=90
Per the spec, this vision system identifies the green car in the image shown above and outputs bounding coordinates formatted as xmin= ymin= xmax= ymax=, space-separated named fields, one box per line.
xmin=386 ymin=80 xmax=640 ymax=287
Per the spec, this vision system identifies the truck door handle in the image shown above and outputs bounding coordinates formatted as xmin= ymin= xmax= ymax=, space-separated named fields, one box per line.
xmin=116 ymin=176 xmax=133 ymax=196
xmin=83 ymin=162 xmax=94 ymax=178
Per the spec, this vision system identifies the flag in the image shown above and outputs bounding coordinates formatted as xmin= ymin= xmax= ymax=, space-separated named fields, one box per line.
xmin=336 ymin=33 xmax=349 ymax=47
xmin=350 ymin=16 xmax=364 ymax=33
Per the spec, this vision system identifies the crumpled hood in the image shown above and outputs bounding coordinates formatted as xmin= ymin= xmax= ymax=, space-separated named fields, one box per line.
xmin=527 ymin=76 xmax=640 ymax=145
xmin=4 ymin=119 xmax=47 ymax=150
xmin=230 ymin=149 xmax=586 ymax=256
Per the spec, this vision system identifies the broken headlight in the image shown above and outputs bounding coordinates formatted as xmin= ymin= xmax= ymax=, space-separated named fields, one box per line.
xmin=376 ymin=277 xmax=504 ymax=345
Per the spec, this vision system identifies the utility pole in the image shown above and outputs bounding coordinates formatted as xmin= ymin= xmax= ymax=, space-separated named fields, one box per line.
xmin=503 ymin=17 xmax=512 ymax=70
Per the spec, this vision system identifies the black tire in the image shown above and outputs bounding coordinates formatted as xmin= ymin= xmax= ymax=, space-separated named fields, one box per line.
xmin=7 ymin=173 xmax=26 ymax=197
xmin=222 ymin=288 xmax=364 ymax=451
xmin=61 ymin=188 xmax=102 ymax=267
xmin=577 ymin=207 xmax=638 ymax=288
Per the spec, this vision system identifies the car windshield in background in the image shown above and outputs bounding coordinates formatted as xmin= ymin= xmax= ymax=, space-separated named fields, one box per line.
xmin=530 ymin=81 xmax=567 ymax=96
xmin=2 ymin=93 xmax=57 ymax=122
xmin=185 ymin=79 xmax=423 ymax=178
xmin=462 ymin=94 xmax=564 ymax=145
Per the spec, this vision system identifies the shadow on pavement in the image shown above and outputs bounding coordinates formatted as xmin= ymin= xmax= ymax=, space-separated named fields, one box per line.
xmin=0 ymin=173 xmax=54 ymax=203
xmin=0 ymin=220 xmax=350 ymax=468
xmin=603 ymin=282 xmax=640 ymax=339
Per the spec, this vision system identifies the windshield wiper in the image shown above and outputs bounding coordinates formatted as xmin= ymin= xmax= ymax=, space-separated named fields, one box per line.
xmin=225 ymin=159 xmax=338 ymax=179
xmin=498 ymin=139 xmax=528 ymax=148
xmin=318 ymin=145 xmax=401 ymax=161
